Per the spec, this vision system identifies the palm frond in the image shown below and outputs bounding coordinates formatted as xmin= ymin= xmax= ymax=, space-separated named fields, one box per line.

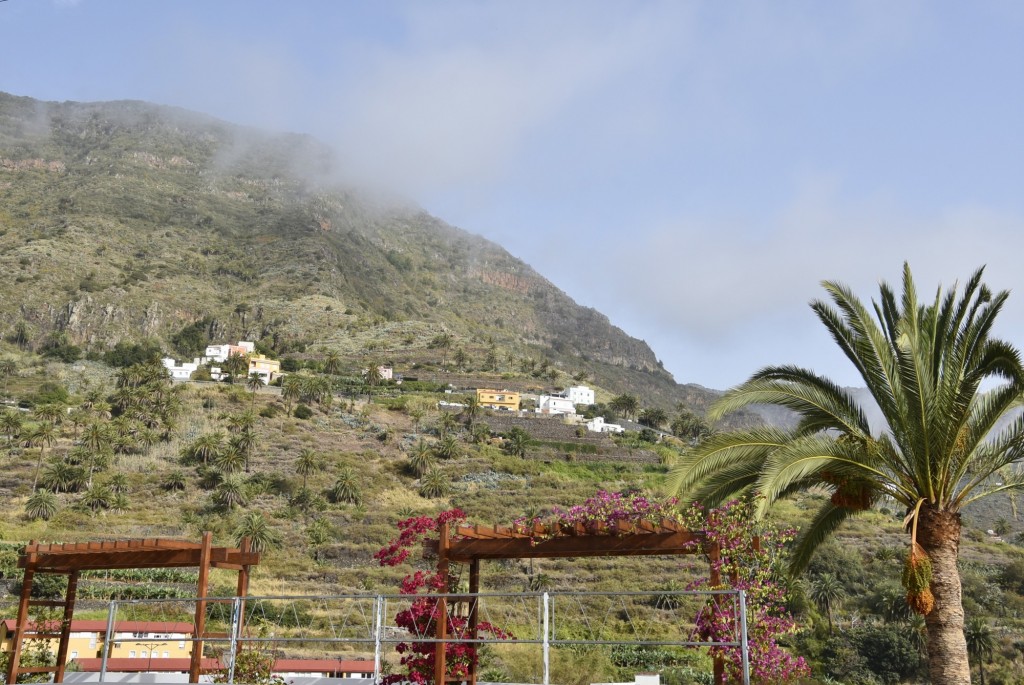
xmin=788 ymin=500 xmax=862 ymax=576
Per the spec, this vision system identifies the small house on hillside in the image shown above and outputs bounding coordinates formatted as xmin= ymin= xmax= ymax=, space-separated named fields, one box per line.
xmin=565 ymin=385 xmax=596 ymax=406
xmin=476 ymin=389 xmax=521 ymax=412
xmin=161 ymin=357 xmax=200 ymax=381
xmin=537 ymin=395 xmax=576 ymax=416
xmin=203 ymin=341 xmax=255 ymax=364
xmin=248 ymin=354 xmax=281 ymax=383
xmin=586 ymin=416 xmax=624 ymax=434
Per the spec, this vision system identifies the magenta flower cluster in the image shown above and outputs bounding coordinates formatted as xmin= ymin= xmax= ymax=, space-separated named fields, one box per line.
xmin=681 ymin=499 xmax=810 ymax=684
xmin=513 ymin=489 xmax=680 ymax=538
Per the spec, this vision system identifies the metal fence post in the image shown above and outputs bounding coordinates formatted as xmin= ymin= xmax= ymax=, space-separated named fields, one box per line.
xmin=373 ymin=595 xmax=384 ymax=684
xmin=228 ymin=596 xmax=242 ymax=684
xmin=542 ymin=592 xmax=550 ymax=685
xmin=738 ymin=590 xmax=750 ymax=685
xmin=100 ymin=600 xmax=117 ymax=682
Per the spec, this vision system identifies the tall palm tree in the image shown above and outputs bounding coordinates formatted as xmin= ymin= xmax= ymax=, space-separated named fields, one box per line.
xmin=808 ymin=573 xmax=845 ymax=635
xmin=322 ymin=351 xmax=342 ymax=376
xmin=638 ymin=407 xmax=668 ymax=430
xmin=246 ymin=372 xmax=266 ymax=409
xmin=669 ymin=264 xmax=1024 ymax=685
xmin=295 ymin=448 xmax=323 ymax=489
xmin=0 ymin=359 xmax=15 ymax=395
xmin=407 ymin=440 xmax=435 ymax=477
xmin=26 ymin=422 xmax=56 ymax=489
xmin=965 ymin=616 xmax=993 ymax=685
xmin=0 ymin=410 xmax=22 ymax=446
xmin=609 ymin=394 xmax=639 ymax=420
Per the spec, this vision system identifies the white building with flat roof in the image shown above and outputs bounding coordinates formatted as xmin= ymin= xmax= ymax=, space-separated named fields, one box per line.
xmin=537 ymin=395 xmax=576 ymax=416
xmin=565 ymin=385 xmax=596 ymax=406
xmin=161 ymin=357 xmax=200 ymax=381
xmin=586 ymin=416 xmax=624 ymax=434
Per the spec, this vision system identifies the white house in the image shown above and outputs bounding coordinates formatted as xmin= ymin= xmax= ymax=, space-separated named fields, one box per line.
xmin=565 ymin=385 xmax=596 ymax=406
xmin=586 ymin=416 xmax=624 ymax=434
xmin=537 ymin=395 xmax=576 ymax=416
xmin=203 ymin=341 xmax=255 ymax=363
xmin=161 ymin=357 xmax=201 ymax=381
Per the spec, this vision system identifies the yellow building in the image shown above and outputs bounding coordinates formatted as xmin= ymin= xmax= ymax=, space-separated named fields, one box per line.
xmin=476 ymin=389 xmax=521 ymax=412
xmin=0 ymin=620 xmax=193 ymax=664
xmin=248 ymin=354 xmax=281 ymax=383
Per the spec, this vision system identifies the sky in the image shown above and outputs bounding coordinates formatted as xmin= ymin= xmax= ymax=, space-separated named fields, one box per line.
xmin=2 ymin=1 xmax=1023 ymax=390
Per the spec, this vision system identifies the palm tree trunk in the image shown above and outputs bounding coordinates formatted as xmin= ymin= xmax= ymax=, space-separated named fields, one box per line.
xmin=918 ymin=505 xmax=971 ymax=685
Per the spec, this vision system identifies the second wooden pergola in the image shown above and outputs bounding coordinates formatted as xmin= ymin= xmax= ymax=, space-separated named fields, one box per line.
xmin=428 ymin=518 xmax=732 ymax=685
xmin=7 ymin=532 xmax=259 ymax=684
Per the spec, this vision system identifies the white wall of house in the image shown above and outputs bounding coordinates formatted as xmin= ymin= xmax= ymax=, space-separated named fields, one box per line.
xmin=566 ymin=385 xmax=596 ymax=406
xmin=537 ymin=395 xmax=576 ymax=415
xmin=161 ymin=358 xmax=200 ymax=381
xmin=586 ymin=416 xmax=624 ymax=433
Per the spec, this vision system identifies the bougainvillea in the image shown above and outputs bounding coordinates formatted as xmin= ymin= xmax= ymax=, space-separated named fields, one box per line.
xmin=513 ymin=489 xmax=680 ymax=540
xmin=375 ymin=509 xmax=509 ymax=685
xmin=681 ymin=499 xmax=810 ymax=684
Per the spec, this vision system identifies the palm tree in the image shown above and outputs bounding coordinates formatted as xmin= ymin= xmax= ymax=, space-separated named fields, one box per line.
xmin=282 ymin=376 xmax=302 ymax=413
xmin=965 ymin=616 xmax=993 ymax=685
xmin=25 ymin=422 xmax=56 ymax=489
xmin=246 ymin=372 xmax=266 ymax=409
xmin=0 ymin=410 xmax=22 ymax=446
xmin=0 ymin=359 xmax=15 ymax=395
xmin=322 ymin=351 xmax=342 ymax=376
xmin=408 ymin=408 xmax=426 ymax=434
xmin=452 ymin=347 xmax=468 ymax=371
xmin=436 ymin=411 xmax=459 ymax=437
xmin=306 ymin=518 xmax=331 ymax=562
xmin=669 ymin=264 xmax=1024 ymax=685
xmin=215 ymin=444 xmax=246 ymax=474
xmin=188 ymin=432 xmax=223 ymax=466
xmin=407 ymin=440 xmax=435 ymax=477
xmin=214 ymin=474 xmax=247 ymax=510
xmin=234 ymin=512 xmax=281 ymax=554
xmin=228 ymin=411 xmax=257 ymax=435
xmin=80 ymin=484 xmax=112 ymax=513
xmin=504 ymin=427 xmax=530 ymax=458
xmin=233 ymin=427 xmax=258 ymax=473
xmin=419 ymin=468 xmax=450 ymax=499
xmin=295 ymin=448 xmax=323 ymax=489
xmin=432 ymin=332 xmax=454 ymax=369
xmin=638 ymin=407 xmax=668 ymax=430
xmin=34 ymin=403 xmax=65 ymax=428
xmin=435 ymin=434 xmax=461 ymax=461
xmin=24 ymin=490 xmax=59 ymax=521
xmin=609 ymin=394 xmax=639 ymax=421
xmin=364 ymin=361 xmax=384 ymax=400
xmin=808 ymin=573 xmax=845 ymax=635
xmin=461 ymin=395 xmax=480 ymax=427
xmin=330 ymin=467 xmax=361 ymax=505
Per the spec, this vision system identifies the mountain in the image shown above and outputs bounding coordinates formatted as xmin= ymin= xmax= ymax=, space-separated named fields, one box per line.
xmin=0 ymin=91 xmax=752 ymax=420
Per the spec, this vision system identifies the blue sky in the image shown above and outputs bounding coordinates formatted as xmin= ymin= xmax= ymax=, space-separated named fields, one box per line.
xmin=2 ymin=1 xmax=1023 ymax=389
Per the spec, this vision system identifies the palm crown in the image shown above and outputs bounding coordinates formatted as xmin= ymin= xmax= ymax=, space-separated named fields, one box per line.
xmin=668 ymin=264 xmax=1024 ymax=685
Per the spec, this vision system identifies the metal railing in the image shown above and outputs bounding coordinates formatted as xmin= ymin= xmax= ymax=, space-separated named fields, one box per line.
xmin=93 ymin=590 xmax=750 ymax=685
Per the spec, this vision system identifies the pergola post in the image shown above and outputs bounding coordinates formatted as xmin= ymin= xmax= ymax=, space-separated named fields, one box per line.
xmin=190 ymin=531 xmax=213 ymax=683
xmin=434 ymin=520 xmax=450 ymax=685
xmin=53 ymin=570 xmax=79 ymax=682
xmin=467 ymin=558 xmax=480 ymax=685
xmin=6 ymin=559 xmax=35 ymax=685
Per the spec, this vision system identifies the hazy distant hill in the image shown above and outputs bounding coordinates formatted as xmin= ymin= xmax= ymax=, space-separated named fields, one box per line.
xmin=0 ymin=91 xmax=757 ymax=420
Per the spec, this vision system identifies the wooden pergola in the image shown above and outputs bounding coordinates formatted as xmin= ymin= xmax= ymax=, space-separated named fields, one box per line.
xmin=428 ymin=518 xmax=731 ymax=685
xmin=7 ymin=532 xmax=259 ymax=684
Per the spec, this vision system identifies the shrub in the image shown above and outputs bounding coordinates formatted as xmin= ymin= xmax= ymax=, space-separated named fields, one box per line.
xmin=293 ymin=404 xmax=313 ymax=419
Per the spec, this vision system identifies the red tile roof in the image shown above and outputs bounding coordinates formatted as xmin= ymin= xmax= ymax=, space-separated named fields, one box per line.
xmin=70 ymin=657 xmax=374 ymax=674
xmin=1 ymin=619 xmax=193 ymax=634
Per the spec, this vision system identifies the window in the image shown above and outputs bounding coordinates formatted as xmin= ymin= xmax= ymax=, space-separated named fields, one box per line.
xmin=129 ymin=651 xmax=136 ymax=658
xmin=141 ymin=651 xmax=148 ymax=658
xmin=70 ymin=651 xmax=78 ymax=659
xmin=163 ymin=652 xmax=169 ymax=658
xmin=179 ymin=641 xmax=185 ymax=649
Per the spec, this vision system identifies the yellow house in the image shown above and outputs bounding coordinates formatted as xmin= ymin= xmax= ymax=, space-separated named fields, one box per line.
xmin=0 ymin=620 xmax=193 ymax=664
xmin=476 ymin=389 xmax=521 ymax=412
xmin=248 ymin=354 xmax=281 ymax=384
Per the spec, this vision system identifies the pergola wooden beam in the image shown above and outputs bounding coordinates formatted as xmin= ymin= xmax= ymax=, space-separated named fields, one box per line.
xmin=7 ymin=532 xmax=259 ymax=685
xmin=431 ymin=518 xmax=719 ymax=685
